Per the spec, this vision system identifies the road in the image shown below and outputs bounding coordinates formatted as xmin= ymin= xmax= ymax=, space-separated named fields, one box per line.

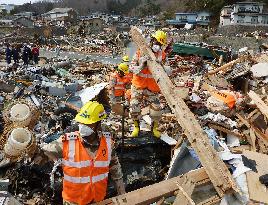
xmin=40 ymin=42 xmax=137 ymax=65
xmin=40 ymin=48 xmax=122 ymax=65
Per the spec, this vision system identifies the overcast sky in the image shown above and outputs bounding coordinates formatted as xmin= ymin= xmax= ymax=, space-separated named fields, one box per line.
xmin=0 ymin=0 xmax=37 ymax=5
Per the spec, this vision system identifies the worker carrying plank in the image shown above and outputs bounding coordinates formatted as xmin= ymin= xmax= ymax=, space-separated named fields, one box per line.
xmin=41 ymin=101 xmax=125 ymax=205
xmin=129 ymin=30 xmax=167 ymax=138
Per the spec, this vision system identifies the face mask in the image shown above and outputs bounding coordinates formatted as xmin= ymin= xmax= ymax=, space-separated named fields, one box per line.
xmin=79 ymin=124 xmax=94 ymax=137
xmin=152 ymin=44 xmax=161 ymax=53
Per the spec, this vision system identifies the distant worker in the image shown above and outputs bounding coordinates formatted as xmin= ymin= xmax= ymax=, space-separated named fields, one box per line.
xmin=32 ymin=44 xmax=39 ymax=64
xmin=55 ymin=44 xmax=60 ymax=58
xmin=22 ymin=43 xmax=30 ymax=66
xmin=28 ymin=44 xmax=33 ymax=64
xmin=109 ymin=63 xmax=132 ymax=105
xmin=129 ymin=30 xmax=168 ymax=138
xmin=42 ymin=101 xmax=125 ymax=205
xmin=5 ymin=43 xmax=12 ymax=65
xmin=122 ymin=55 xmax=129 ymax=63
xmin=12 ymin=44 xmax=19 ymax=65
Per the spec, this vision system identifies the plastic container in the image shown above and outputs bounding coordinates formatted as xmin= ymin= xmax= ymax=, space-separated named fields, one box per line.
xmin=10 ymin=103 xmax=31 ymax=127
xmin=4 ymin=128 xmax=31 ymax=157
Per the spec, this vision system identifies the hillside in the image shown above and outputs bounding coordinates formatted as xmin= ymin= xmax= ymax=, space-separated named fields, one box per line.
xmin=11 ymin=0 xmax=268 ymax=19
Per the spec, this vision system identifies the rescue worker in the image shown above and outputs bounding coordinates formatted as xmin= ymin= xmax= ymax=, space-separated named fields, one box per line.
xmin=5 ymin=43 xmax=12 ymax=65
xmin=32 ymin=44 xmax=39 ymax=64
xmin=22 ymin=43 xmax=30 ymax=66
xmin=122 ymin=55 xmax=129 ymax=63
xmin=28 ymin=44 xmax=33 ymax=64
xmin=129 ymin=30 xmax=167 ymax=138
xmin=109 ymin=63 xmax=132 ymax=105
xmin=12 ymin=44 xmax=20 ymax=65
xmin=42 ymin=101 xmax=125 ymax=205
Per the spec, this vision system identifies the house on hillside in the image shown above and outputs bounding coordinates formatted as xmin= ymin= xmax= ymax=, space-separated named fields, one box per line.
xmin=108 ymin=14 xmax=124 ymax=24
xmin=14 ymin=12 xmax=35 ymax=20
xmin=220 ymin=2 xmax=268 ymax=27
xmin=0 ymin=4 xmax=15 ymax=14
xmin=220 ymin=6 xmax=233 ymax=26
xmin=42 ymin=8 xmax=77 ymax=24
xmin=0 ymin=19 xmax=13 ymax=26
xmin=13 ymin=17 xmax=34 ymax=28
xmin=166 ymin=11 xmax=211 ymax=28
xmin=88 ymin=12 xmax=111 ymax=23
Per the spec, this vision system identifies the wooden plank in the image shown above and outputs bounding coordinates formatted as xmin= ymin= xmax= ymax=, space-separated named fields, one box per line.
xmin=248 ymin=91 xmax=268 ymax=120
xmin=206 ymin=57 xmax=244 ymax=75
xmin=96 ymin=168 xmax=208 ymax=205
xmin=230 ymin=145 xmax=251 ymax=154
xmin=247 ymin=109 xmax=259 ymax=120
xmin=197 ymin=195 xmax=221 ymax=205
xmin=249 ymin=129 xmax=256 ymax=152
xmin=236 ymin=113 xmax=268 ymax=149
xmin=155 ymin=197 xmax=165 ymax=205
xmin=174 ymin=186 xmax=195 ymax=205
xmin=208 ymin=123 xmax=244 ymax=139
xmin=173 ymin=176 xmax=196 ymax=205
xmin=130 ymin=26 xmax=238 ymax=196
xmin=243 ymin=150 xmax=268 ymax=204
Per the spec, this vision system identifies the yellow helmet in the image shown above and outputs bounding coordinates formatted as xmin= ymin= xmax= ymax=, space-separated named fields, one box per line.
xmin=152 ymin=30 xmax=167 ymax=45
xmin=122 ymin=55 xmax=129 ymax=62
xmin=75 ymin=101 xmax=107 ymax=125
xmin=117 ymin=63 xmax=129 ymax=74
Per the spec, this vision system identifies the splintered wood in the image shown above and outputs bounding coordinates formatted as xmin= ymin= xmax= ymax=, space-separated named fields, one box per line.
xmin=206 ymin=57 xmax=244 ymax=75
xmin=129 ymin=26 xmax=238 ymax=197
xmin=248 ymin=91 xmax=268 ymax=120
xmin=96 ymin=168 xmax=208 ymax=205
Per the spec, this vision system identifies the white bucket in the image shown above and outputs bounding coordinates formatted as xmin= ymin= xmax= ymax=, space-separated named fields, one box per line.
xmin=10 ymin=103 xmax=31 ymax=127
xmin=4 ymin=128 xmax=32 ymax=157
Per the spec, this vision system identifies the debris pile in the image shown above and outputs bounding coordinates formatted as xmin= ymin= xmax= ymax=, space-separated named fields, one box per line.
xmin=1 ymin=26 xmax=268 ymax=205
xmin=40 ymin=33 xmax=127 ymax=56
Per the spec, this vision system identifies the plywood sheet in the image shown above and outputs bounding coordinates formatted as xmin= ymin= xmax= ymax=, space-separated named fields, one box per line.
xmin=243 ymin=150 xmax=268 ymax=204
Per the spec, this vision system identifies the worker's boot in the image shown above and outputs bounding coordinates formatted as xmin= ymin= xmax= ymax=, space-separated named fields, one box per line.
xmin=131 ymin=120 xmax=140 ymax=137
xmin=152 ymin=121 xmax=161 ymax=138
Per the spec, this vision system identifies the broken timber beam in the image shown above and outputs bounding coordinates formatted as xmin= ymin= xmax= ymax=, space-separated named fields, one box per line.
xmin=206 ymin=57 xmax=243 ymax=75
xmin=96 ymin=168 xmax=208 ymax=205
xmin=248 ymin=91 xmax=268 ymax=120
xmin=208 ymin=123 xmax=244 ymax=139
xmin=130 ymin=26 xmax=238 ymax=196
xmin=173 ymin=176 xmax=196 ymax=205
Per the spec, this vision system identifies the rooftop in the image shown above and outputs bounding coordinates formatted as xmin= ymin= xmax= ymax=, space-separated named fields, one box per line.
xmin=14 ymin=16 xmax=34 ymax=21
xmin=234 ymin=12 xmax=268 ymax=16
xmin=236 ymin=2 xmax=265 ymax=5
xmin=46 ymin=8 xmax=74 ymax=14
xmin=175 ymin=13 xmax=197 ymax=15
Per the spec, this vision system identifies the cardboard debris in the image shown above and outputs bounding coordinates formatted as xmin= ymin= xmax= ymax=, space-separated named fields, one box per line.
xmin=243 ymin=150 xmax=268 ymax=204
xmin=250 ymin=63 xmax=268 ymax=77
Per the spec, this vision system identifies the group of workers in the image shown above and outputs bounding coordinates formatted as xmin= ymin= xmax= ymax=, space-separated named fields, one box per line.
xmin=5 ymin=43 xmax=39 ymax=66
xmin=42 ymin=29 xmax=168 ymax=205
xmin=42 ymin=28 xmax=241 ymax=205
xmin=109 ymin=30 xmax=168 ymax=138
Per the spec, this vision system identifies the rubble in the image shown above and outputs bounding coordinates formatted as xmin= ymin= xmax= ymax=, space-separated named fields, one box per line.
xmin=2 ymin=22 xmax=268 ymax=205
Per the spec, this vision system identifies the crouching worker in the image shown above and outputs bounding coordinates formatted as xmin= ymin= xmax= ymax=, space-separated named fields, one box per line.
xmin=109 ymin=63 xmax=132 ymax=104
xmin=42 ymin=101 xmax=125 ymax=205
